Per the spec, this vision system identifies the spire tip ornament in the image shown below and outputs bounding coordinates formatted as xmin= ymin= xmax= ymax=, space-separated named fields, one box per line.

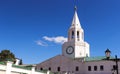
xmin=74 ymin=6 xmax=77 ymax=11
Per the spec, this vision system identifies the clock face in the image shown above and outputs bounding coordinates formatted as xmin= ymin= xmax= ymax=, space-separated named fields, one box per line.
xmin=66 ymin=46 xmax=74 ymax=54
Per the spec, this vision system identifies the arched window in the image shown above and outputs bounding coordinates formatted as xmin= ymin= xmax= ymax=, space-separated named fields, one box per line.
xmin=72 ymin=31 xmax=74 ymax=38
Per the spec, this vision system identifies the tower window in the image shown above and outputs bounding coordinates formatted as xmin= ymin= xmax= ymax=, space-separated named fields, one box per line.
xmin=77 ymin=31 xmax=79 ymax=41
xmin=100 ymin=65 xmax=104 ymax=71
xmin=94 ymin=66 xmax=97 ymax=71
xmin=88 ymin=66 xmax=91 ymax=71
xmin=72 ymin=31 xmax=74 ymax=38
xmin=57 ymin=67 xmax=60 ymax=71
xmin=76 ymin=66 xmax=79 ymax=71
xmin=77 ymin=31 xmax=79 ymax=38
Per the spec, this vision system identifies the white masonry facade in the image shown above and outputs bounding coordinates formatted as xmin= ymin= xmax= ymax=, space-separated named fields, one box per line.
xmin=0 ymin=61 xmax=48 ymax=74
xmin=36 ymin=7 xmax=120 ymax=74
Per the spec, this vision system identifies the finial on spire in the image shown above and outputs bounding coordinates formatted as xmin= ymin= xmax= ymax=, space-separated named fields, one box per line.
xmin=74 ymin=5 xmax=77 ymax=11
xmin=74 ymin=0 xmax=77 ymax=11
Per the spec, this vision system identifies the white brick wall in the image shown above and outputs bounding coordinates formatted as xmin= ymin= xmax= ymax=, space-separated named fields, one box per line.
xmin=0 ymin=61 xmax=46 ymax=74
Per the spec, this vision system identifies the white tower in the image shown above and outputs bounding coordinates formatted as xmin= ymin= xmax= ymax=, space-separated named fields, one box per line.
xmin=62 ymin=7 xmax=90 ymax=59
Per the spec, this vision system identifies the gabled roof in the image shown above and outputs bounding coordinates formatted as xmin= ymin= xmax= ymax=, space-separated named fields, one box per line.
xmin=37 ymin=55 xmax=74 ymax=65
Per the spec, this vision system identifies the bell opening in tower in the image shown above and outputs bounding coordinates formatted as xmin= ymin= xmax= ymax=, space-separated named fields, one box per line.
xmin=72 ymin=31 xmax=74 ymax=39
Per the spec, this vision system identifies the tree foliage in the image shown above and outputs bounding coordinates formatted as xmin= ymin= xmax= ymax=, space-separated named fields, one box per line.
xmin=0 ymin=50 xmax=16 ymax=62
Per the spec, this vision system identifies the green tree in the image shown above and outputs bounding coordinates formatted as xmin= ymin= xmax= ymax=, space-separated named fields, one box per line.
xmin=0 ymin=50 xmax=16 ymax=62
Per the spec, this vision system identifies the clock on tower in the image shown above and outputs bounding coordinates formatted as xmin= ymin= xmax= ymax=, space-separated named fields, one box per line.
xmin=66 ymin=46 xmax=74 ymax=54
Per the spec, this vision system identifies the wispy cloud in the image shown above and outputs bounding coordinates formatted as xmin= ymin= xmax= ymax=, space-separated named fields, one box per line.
xmin=35 ymin=40 xmax=48 ymax=46
xmin=43 ymin=36 xmax=67 ymax=44
xmin=35 ymin=36 xmax=67 ymax=46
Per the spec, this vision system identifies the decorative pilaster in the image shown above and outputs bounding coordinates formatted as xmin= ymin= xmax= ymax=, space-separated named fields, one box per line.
xmin=31 ymin=65 xmax=36 ymax=74
xmin=6 ymin=61 xmax=13 ymax=74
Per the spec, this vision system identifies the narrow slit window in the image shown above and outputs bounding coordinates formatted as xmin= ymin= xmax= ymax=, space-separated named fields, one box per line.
xmin=77 ymin=31 xmax=79 ymax=38
xmin=77 ymin=31 xmax=79 ymax=41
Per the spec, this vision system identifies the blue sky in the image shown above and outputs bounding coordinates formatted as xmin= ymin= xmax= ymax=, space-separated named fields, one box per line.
xmin=0 ymin=0 xmax=120 ymax=64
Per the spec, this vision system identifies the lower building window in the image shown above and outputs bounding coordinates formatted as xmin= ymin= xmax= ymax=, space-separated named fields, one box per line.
xmin=40 ymin=68 xmax=43 ymax=70
xmin=76 ymin=66 xmax=79 ymax=71
xmin=88 ymin=66 xmax=91 ymax=71
xmin=100 ymin=65 xmax=104 ymax=71
xmin=113 ymin=65 xmax=116 ymax=70
xmin=49 ymin=67 xmax=51 ymax=71
xmin=57 ymin=67 xmax=60 ymax=71
xmin=94 ymin=66 xmax=97 ymax=71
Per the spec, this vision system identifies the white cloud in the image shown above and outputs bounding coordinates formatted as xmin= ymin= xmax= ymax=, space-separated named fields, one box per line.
xmin=35 ymin=40 xmax=48 ymax=46
xmin=35 ymin=36 xmax=67 ymax=46
xmin=43 ymin=36 xmax=67 ymax=44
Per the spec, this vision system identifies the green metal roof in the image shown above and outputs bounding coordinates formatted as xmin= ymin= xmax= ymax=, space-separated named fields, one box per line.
xmin=84 ymin=56 xmax=114 ymax=62
xmin=12 ymin=64 xmax=32 ymax=70
xmin=0 ymin=62 xmax=6 ymax=65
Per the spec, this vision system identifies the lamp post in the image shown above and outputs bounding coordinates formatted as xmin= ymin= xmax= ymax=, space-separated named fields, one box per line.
xmin=105 ymin=49 xmax=119 ymax=74
xmin=115 ymin=55 xmax=119 ymax=74
xmin=105 ymin=49 xmax=111 ymax=60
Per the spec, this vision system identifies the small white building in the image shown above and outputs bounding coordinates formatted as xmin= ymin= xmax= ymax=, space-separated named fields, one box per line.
xmin=36 ymin=7 xmax=120 ymax=74
xmin=0 ymin=60 xmax=51 ymax=74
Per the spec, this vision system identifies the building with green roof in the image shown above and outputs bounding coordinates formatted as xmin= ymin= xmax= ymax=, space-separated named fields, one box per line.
xmin=36 ymin=6 xmax=120 ymax=74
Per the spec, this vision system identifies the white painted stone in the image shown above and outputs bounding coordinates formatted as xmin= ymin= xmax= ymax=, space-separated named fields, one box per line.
xmin=6 ymin=61 xmax=13 ymax=74
xmin=0 ymin=61 xmax=46 ymax=74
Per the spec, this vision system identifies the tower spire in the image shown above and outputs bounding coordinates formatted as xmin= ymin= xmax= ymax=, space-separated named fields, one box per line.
xmin=62 ymin=1 xmax=90 ymax=59
xmin=70 ymin=5 xmax=81 ymax=29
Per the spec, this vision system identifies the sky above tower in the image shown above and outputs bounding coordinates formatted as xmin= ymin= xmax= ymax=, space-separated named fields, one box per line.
xmin=0 ymin=0 xmax=120 ymax=64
